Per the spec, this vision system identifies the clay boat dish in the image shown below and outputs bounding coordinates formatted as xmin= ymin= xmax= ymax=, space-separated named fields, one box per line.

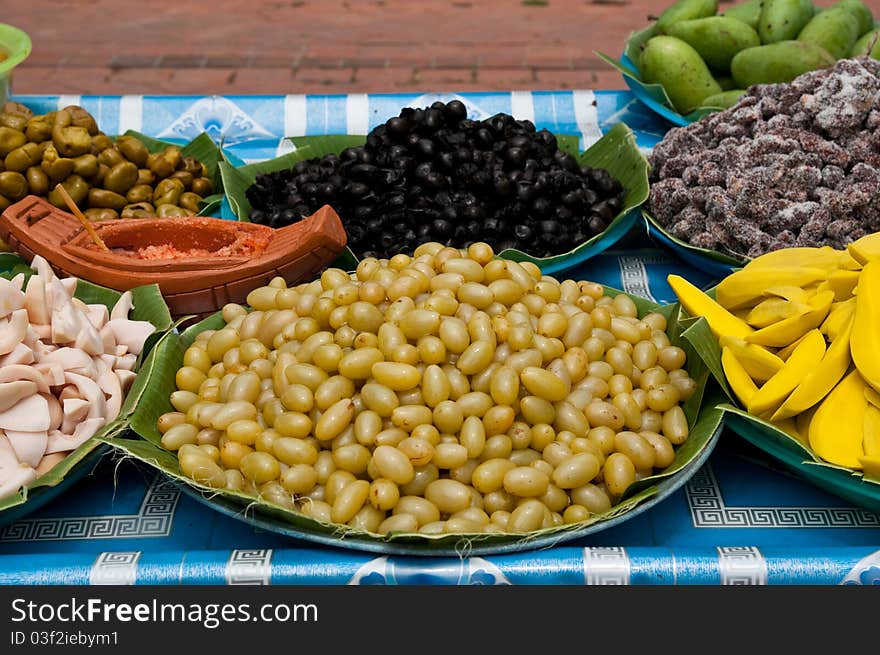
xmin=0 ymin=196 xmax=347 ymax=317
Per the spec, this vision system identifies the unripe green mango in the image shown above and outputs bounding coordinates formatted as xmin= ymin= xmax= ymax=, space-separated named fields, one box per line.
xmin=666 ymin=16 xmax=761 ymax=70
xmin=833 ymin=0 xmax=874 ymax=36
xmin=640 ymin=35 xmax=723 ymax=114
xmin=798 ymin=7 xmax=860 ymax=59
xmin=758 ymin=0 xmax=815 ymax=44
xmin=852 ymin=28 xmax=880 ymax=57
xmin=723 ymin=0 xmax=762 ymax=29
xmin=702 ymin=89 xmax=748 ymax=108
xmin=655 ymin=0 xmax=719 ymax=33
xmin=716 ymin=75 xmax=738 ymax=90
xmin=731 ymin=40 xmax=835 ymax=87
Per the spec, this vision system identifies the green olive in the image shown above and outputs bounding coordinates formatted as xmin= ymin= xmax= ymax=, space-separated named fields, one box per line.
xmin=48 ymin=174 xmax=89 ymax=208
xmin=146 ymin=151 xmax=175 ymax=178
xmin=4 ymin=142 xmax=42 ymax=172
xmin=156 ymin=203 xmax=195 ymax=217
xmin=163 ymin=146 xmax=182 ymax=169
xmin=0 ymin=113 xmax=28 ymax=132
xmin=94 ymin=163 xmax=109 ymax=186
xmin=26 ymin=166 xmax=49 ymax=196
xmin=0 ymin=127 xmax=26 ymax=157
xmin=136 ymin=168 xmax=155 ymax=186
xmin=53 ymin=109 xmax=72 ymax=128
xmin=84 ymin=207 xmax=118 ymax=220
xmin=121 ymin=201 xmax=155 ymax=218
xmin=52 ymin=123 xmax=92 ymax=158
xmin=2 ymin=102 xmax=33 ymax=119
xmin=62 ymin=106 xmax=99 ymax=135
xmin=153 ymin=177 xmax=185 ymax=206
xmin=40 ymin=144 xmax=76 ymax=183
xmin=0 ymin=171 xmax=28 ymax=201
xmin=102 ymin=161 xmax=139 ymax=194
xmin=88 ymin=188 xmax=127 ymax=210
xmin=169 ymin=170 xmax=193 ymax=189
xmin=97 ymin=147 xmax=124 ymax=168
xmin=178 ymin=191 xmax=203 ymax=212
xmin=126 ymin=184 xmax=153 ymax=204
xmin=116 ymin=135 xmax=149 ymax=167
xmin=90 ymin=134 xmax=114 ymax=153
xmin=191 ymin=177 xmax=214 ymax=196
xmin=72 ymin=153 xmax=98 ymax=179
xmin=0 ymin=194 xmax=10 ymax=211
xmin=181 ymin=156 xmax=202 ymax=176
xmin=25 ymin=117 xmax=52 ymax=143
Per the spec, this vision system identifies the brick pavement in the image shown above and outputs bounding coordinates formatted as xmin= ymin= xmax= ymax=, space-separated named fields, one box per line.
xmin=9 ymin=0 xmax=878 ymax=96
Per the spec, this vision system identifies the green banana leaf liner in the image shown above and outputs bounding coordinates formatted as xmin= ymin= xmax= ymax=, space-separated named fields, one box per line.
xmin=119 ymin=130 xmax=227 ymax=217
xmin=112 ymin=284 xmax=724 ymax=556
xmin=676 ymin=293 xmax=880 ymax=513
xmin=0 ymin=252 xmax=174 ymax=523
xmin=595 ymin=26 xmax=728 ymax=127
xmin=217 ymin=123 xmax=650 ymax=276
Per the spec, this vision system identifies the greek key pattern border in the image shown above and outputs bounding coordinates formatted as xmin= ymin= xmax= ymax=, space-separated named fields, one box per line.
xmin=686 ymin=465 xmax=880 ymax=528
xmin=583 ymin=546 xmax=630 ymax=585
xmin=226 ymin=549 xmax=273 ymax=585
xmin=0 ymin=475 xmax=181 ymax=542
xmin=90 ymin=551 xmax=141 ymax=585
xmin=717 ymin=547 xmax=768 ymax=585
xmin=618 ymin=257 xmax=657 ymax=303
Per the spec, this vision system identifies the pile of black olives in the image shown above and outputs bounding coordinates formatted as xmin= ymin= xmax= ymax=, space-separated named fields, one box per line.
xmin=246 ymin=100 xmax=626 ymax=259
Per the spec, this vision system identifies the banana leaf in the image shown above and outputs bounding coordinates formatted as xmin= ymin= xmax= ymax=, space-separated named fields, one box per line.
xmin=0 ymin=254 xmax=174 ymax=518
xmin=114 ymin=284 xmax=723 ymax=556
xmin=218 ymin=123 xmax=650 ymax=276
xmin=595 ymin=26 xmax=727 ymax=127
xmin=676 ymin=286 xmax=880 ymax=513
xmin=121 ymin=130 xmax=226 ymax=215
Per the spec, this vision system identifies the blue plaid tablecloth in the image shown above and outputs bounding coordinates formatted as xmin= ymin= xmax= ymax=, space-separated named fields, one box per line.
xmin=1 ymin=90 xmax=878 ymax=586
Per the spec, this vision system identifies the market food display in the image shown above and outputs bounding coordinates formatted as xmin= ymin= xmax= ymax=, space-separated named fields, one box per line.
xmin=245 ymin=102 xmax=627 ymax=260
xmin=154 ymin=241 xmax=700 ymax=536
xmin=647 ymin=57 xmax=880 ymax=261
xmin=669 ymin=234 xmax=880 ymax=478
xmin=0 ymin=102 xmax=214 ymax=220
xmin=0 ymin=255 xmax=156 ymax=500
xmin=606 ymin=0 xmax=877 ymax=116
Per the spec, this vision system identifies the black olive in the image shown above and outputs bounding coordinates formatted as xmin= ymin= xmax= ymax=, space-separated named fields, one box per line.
xmin=417 ymin=138 xmax=435 ymax=158
xmin=505 ymin=147 xmax=527 ymax=168
xmin=423 ymin=109 xmax=443 ymax=129
xmin=516 ymin=181 xmax=534 ymax=202
xmin=532 ymin=197 xmax=551 ymax=216
xmin=432 ymin=219 xmax=453 ymax=236
xmin=587 ymin=215 xmax=606 ymax=234
xmin=347 ymin=182 xmax=369 ymax=197
xmin=514 ymin=224 xmax=533 ymax=240
xmin=437 ymin=152 xmax=455 ymax=171
xmin=445 ymin=100 xmax=467 ymax=122
xmin=386 ymin=116 xmax=410 ymax=137
xmin=476 ymin=128 xmax=494 ymax=148
xmin=593 ymin=200 xmax=614 ymax=222
xmin=494 ymin=177 xmax=512 ymax=197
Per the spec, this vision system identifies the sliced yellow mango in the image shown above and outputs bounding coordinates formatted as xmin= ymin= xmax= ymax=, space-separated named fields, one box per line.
xmin=851 ymin=261 xmax=880 ymax=394
xmin=796 ymin=404 xmax=817 ymax=437
xmin=838 ymin=249 xmax=864 ymax=271
xmin=777 ymin=331 xmax=810 ymax=361
xmin=746 ymin=297 xmax=808 ymax=329
xmin=745 ymin=290 xmax=834 ymax=348
xmin=763 ymin=286 xmax=812 ymax=302
xmin=808 ymin=370 xmax=867 ymax=470
xmin=817 ymin=269 xmax=860 ymax=301
xmin=847 ymin=233 xmax=880 ymax=265
xmin=745 ymin=246 xmax=843 ymax=272
xmin=771 ymin=417 xmax=808 ymax=447
xmin=865 ymin=386 xmax=880 ymax=409
xmin=864 ymin=404 xmax=880 ymax=457
xmin=721 ymin=346 xmax=759 ymax=407
xmin=719 ymin=336 xmax=784 ymax=382
xmin=820 ymin=297 xmax=856 ymax=341
xmin=771 ymin=315 xmax=852 ymax=421
xmin=716 ymin=267 xmax=829 ymax=310
xmin=668 ymin=275 xmax=753 ymax=339
xmin=859 ymin=456 xmax=880 ymax=478
xmin=747 ymin=329 xmax=826 ymax=418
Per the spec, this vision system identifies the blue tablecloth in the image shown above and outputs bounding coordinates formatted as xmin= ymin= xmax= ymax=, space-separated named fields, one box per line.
xmin=1 ymin=90 xmax=878 ymax=586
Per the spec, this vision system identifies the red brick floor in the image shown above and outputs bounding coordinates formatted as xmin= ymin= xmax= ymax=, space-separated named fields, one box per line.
xmin=11 ymin=0 xmax=879 ymax=96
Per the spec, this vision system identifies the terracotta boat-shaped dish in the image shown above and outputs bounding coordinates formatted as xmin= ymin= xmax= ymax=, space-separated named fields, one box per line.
xmin=0 ymin=195 xmax=347 ymax=317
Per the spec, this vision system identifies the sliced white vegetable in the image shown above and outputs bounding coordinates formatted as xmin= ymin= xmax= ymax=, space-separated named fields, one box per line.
xmin=50 ymin=300 xmax=81 ymax=345
xmin=0 ymin=381 xmax=39 ymax=413
xmin=86 ymin=304 xmax=109 ymax=330
xmin=0 ymin=343 xmax=34 ymax=366
xmin=45 ymin=418 xmax=104 ymax=454
xmin=0 ymin=433 xmax=19 ymax=469
xmin=114 ymin=344 xmax=128 ymax=357
xmin=0 ymin=309 xmax=29 ymax=356
xmin=23 ymin=275 xmax=49 ymax=325
xmin=0 ymin=365 xmax=49 ymax=393
xmin=0 ymin=277 xmax=25 ymax=319
xmin=29 ymin=255 xmax=55 ymax=283
xmin=38 ymin=347 xmax=93 ymax=371
xmin=33 ymin=362 xmax=64 ymax=387
xmin=63 ymin=372 xmax=105 ymax=420
xmin=0 ymin=464 xmax=37 ymax=501
xmin=61 ymin=398 xmax=90 ymax=434
xmin=110 ymin=291 xmax=133 ymax=321
xmin=0 ymin=393 xmax=50 ymax=431
xmin=74 ymin=319 xmax=104 ymax=357
xmin=115 ymin=369 xmax=137 ymax=394
xmin=44 ymin=393 xmax=62 ymax=432
xmin=105 ymin=319 xmax=154 ymax=356
xmin=115 ymin=354 xmax=138 ymax=371
xmin=4 ymin=429 xmax=48 ymax=468
xmin=35 ymin=452 xmax=66 ymax=477
xmin=60 ymin=278 xmax=77 ymax=298
xmin=98 ymin=369 xmax=123 ymax=423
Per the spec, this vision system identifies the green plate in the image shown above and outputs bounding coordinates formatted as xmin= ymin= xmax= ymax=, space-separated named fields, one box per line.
xmin=113 ymin=284 xmax=724 ymax=556
xmin=0 ymin=23 xmax=31 ymax=106
xmin=0 ymin=253 xmax=174 ymax=521
xmin=218 ymin=123 xmax=650 ymax=276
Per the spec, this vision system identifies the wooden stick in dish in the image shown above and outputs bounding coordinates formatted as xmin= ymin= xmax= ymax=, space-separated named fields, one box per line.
xmin=54 ymin=184 xmax=110 ymax=252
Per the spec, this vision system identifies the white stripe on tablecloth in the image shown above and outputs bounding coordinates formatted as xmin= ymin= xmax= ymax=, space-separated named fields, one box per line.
xmin=117 ymin=95 xmax=143 ymax=134
xmin=57 ymin=95 xmax=81 ymax=110
xmin=572 ymin=89 xmax=603 ymax=148
xmin=583 ymin=546 xmax=630 ymax=585
xmin=717 ymin=547 xmax=768 ymax=585
xmin=346 ymin=93 xmax=370 ymax=135
xmin=89 ymin=551 xmax=140 ymax=585
xmin=284 ymin=94 xmax=307 ymax=137
xmin=510 ymin=91 xmax=535 ymax=124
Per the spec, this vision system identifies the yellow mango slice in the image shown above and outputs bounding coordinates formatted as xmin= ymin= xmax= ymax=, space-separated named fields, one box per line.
xmin=777 ymin=331 xmax=810 ymax=361
xmin=747 ymin=329 xmax=826 ymax=418
xmin=763 ymin=286 xmax=812 ymax=302
xmin=668 ymin=275 xmax=753 ymax=339
xmin=746 ymin=297 xmax=808 ymax=328
xmin=851 ymin=260 xmax=880 ymax=394
xmin=838 ymin=249 xmax=863 ymax=271
xmin=745 ymin=290 xmax=834 ymax=348
xmin=864 ymin=404 xmax=880 ymax=457
xmin=808 ymin=370 xmax=867 ymax=470
xmin=745 ymin=246 xmax=843 ymax=272
xmin=719 ymin=336 xmax=784 ymax=382
xmin=716 ymin=267 xmax=829 ymax=310
xmin=847 ymin=232 xmax=880 ymax=265
xmin=796 ymin=404 xmax=817 ymax=437
xmin=858 ymin=456 xmax=880 ymax=478
xmin=771 ymin=417 xmax=808 ymax=447
xmin=865 ymin=386 xmax=880 ymax=409
xmin=817 ymin=269 xmax=860 ymax=301
xmin=721 ymin=346 xmax=759 ymax=407
xmin=770 ymin=314 xmax=853 ymax=421
xmin=820 ymin=297 xmax=856 ymax=341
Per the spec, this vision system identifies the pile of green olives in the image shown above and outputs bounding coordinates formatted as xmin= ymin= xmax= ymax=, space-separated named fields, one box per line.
xmin=0 ymin=101 xmax=214 ymax=223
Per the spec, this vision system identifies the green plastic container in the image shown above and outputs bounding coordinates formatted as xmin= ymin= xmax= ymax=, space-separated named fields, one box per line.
xmin=0 ymin=24 xmax=32 ymax=107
